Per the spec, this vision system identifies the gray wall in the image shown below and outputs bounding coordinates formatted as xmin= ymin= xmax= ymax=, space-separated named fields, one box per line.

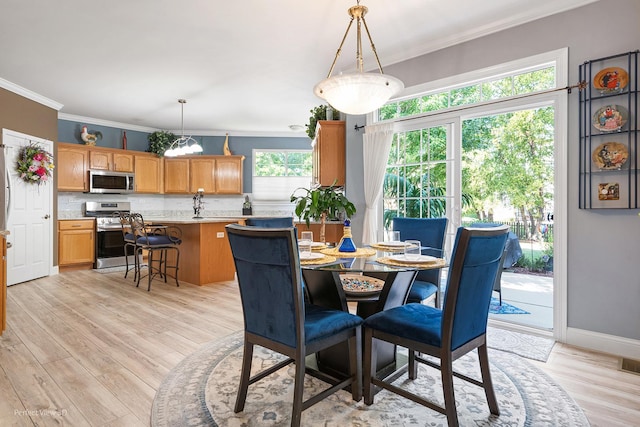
xmin=345 ymin=0 xmax=640 ymax=341
xmin=58 ymin=119 xmax=311 ymax=193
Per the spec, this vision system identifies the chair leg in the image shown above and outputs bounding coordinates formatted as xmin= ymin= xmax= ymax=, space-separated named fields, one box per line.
xmin=363 ymin=327 xmax=377 ymax=405
xmin=349 ymin=329 xmax=362 ymax=402
xmin=478 ymin=343 xmax=500 ymax=415
xmin=124 ymin=244 xmax=130 ymax=279
xmin=173 ymin=246 xmax=180 ymax=287
xmin=147 ymin=250 xmax=153 ymax=291
xmin=234 ymin=341 xmax=254 ymax=413
xmin=441 ymin=356 xmax=459 ymax=427
xmin=135 ymin=247 xmax=142 ymax=288
xmin=408 ymin=349 xmax=418 ymax=379
xmin=291 ymin=358 xmax=305 ymax=427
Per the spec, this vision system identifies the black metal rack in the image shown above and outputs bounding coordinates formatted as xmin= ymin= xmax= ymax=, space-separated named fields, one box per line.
xmin=579 ymin=50 xmax=639 ymax=209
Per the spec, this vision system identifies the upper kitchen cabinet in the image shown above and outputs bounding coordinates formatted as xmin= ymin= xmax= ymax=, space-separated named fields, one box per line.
xmin=312 ymin=120 xmax=345 ymax=187
xmin=164 ymin=158 xmax=190 ymax=193
xmin=134 ymin=152 xmax=163 ymax=193
xmin=89 ymin=147 xmax=134 ymax=172
xmin=165 ymin=155 xmax=244 ymax=194
xmin=190 ymin=157 xmax=216 ymax=193
xmin=57 ymin=143 xmax=89 ymax=191
xmin=214 ymin=156 xmax=244 ymax=194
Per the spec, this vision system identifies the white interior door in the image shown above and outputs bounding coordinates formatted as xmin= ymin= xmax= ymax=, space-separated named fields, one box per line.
xmin=3 ymin=129 xmax=54 ymax=286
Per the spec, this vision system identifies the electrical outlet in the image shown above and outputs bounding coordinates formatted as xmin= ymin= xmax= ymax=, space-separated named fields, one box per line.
xmin=217 ymin=232 xmax=225 ymax=238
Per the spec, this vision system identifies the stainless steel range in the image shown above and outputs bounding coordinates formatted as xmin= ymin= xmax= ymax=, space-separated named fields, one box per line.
xmin=85 ymin=201 xmax=138 ymax=269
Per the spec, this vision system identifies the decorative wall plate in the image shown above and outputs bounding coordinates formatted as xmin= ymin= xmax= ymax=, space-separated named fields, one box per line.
xmin=593 ymin=67 xmax=628 ymax=94
xmin=592 ymin=142 xmax=628 ymax=170
xmin=592 ymin=105 xmax=627 ymax=132
xmin=598 ymin=182 xmax=619 ymax=200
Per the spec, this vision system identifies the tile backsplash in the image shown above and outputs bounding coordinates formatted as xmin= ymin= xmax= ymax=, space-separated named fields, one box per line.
xmin=58 ymin=192 xmax=294 ymax=218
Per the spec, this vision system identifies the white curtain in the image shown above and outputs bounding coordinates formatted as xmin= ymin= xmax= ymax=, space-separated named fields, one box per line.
xmin=361 ymin=122 xmax=395 ymax=244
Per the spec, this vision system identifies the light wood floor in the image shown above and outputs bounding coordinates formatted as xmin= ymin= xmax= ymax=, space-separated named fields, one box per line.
xmin=0 ymin=270 xmax=638 ymax=426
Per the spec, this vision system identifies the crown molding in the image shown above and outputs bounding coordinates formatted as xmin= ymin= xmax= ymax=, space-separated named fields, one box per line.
xmin=0 ymin=77 xmax=63 ymax=111
xmin=58 ymin=113 xmax=307 ymax=138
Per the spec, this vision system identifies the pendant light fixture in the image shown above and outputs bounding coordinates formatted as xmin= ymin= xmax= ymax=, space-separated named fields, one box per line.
xmin=313 ymin=1 xmax=404 ymax=115
xmin=164 ymin=99 xmax=203 ymax=157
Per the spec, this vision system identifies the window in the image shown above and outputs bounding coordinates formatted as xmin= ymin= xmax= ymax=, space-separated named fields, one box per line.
xmin=379 ymin=65 xmax=556 ymax=121
xmin=252 ymin=150 xmax=312 ymax=201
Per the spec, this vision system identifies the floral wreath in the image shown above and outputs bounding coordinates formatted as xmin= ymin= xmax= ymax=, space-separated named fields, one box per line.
xmin=16 ymin=142 xmax=55 ymax=185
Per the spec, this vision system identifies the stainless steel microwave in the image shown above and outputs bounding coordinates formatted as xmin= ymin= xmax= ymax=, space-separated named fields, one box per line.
xmin=88 ymin=170 xmax=135 ymax=194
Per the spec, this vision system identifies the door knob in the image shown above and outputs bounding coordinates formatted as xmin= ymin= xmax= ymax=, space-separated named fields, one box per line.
xmin=44 ymin=214 xmax=50 ymax=219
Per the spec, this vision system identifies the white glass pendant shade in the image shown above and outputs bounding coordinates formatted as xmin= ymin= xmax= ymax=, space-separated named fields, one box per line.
xmin=190 ymin=142 xmax=203 ymax=153
xmin=314 ymin=72 xmax=404 ymax=115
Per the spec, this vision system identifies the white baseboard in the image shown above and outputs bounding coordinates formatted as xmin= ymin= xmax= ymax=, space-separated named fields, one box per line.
xmin=566 ymin=327 xmax=640 ymax=359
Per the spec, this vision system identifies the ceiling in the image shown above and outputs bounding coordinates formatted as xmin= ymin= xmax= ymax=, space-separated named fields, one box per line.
xmin=0 ymin=0 xmax=595 ymax=136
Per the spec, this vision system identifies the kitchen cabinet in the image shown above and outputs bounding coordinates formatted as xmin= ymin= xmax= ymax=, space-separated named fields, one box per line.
xmin=57 ymin=143 xmax=89 ymax=191
xmin=134 ymin=153 xmax=163 ymax=193
xmin=164 ymin=158 xmax=190 ymax=193
xmin=164 ymin=155 xmax=244 ymax=194
xmin=58 ymin=220 xmax=95 ymax=270
xmin=0 ymin=234 xmax=6 ymax=335
xmin=312 ymin=120 xmax=345 ymax=187
xmin=89 ymin=148 xmax=134 ymax=172
xmin=295 ymin=222 xmax=342 ymax=244
xmin=214 ymin=156 xmax=244 ymax=194
xmin=190 ymin=157 xmax=216 ymax=193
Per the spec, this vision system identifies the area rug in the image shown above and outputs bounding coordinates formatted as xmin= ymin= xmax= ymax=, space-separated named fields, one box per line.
xmin=486 ymin=327 xmax=555 ymax=362
xmin=489 ymin=297 xmax=529 ymax=314
xmin=151 ymin=332 xmax=587 ymax=427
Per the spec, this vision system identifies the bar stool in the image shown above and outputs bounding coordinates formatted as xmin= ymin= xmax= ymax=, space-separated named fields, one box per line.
xmin=129 ymin=213 xmax=182 ymax=291
xmin=118 ymin=212 xmax=138 ymax=281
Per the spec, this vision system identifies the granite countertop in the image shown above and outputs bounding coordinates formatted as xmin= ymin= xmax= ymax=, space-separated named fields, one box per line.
xmin=143 ymin=217 xmax=243 ymax=224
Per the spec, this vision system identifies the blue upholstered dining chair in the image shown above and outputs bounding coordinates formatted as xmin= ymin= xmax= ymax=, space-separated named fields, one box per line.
xmin=244 ymin=216 xmax=294 ymax=227
xmin=226 ymin=224 xmax=363 ymax=427
xmin=392 ymin=217 xmax=448 ymax=307
xmin=362 ymin=225 xmax=509 ymax=427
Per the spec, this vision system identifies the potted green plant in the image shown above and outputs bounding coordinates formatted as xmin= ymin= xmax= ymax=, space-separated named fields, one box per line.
xmin=290 ymin=183 xmax=356 ymax=242
xmin=147 ymin=130 xmax=176 ymax=157
xmin=306 ymin=105 xmax=341 ymax=139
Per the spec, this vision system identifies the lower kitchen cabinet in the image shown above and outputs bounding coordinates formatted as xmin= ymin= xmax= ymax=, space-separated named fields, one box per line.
xmin=58 ymin=220 xmax=95 ymax=271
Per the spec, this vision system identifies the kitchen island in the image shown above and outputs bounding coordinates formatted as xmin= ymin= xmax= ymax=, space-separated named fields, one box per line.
xmin=145 ymin=217 xmax=241 ymax=286
xmin=140 ymin=217 xmax=344 ymax=286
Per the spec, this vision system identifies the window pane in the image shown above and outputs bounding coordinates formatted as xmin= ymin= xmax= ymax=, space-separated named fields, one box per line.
xmin=451 ymin=85 xmax=480 ymax=106
xmin=399 ymin=98 xmax=421 ymax=117
xmin=514 ymin=67 xmax=555 ymax=94
xmin=481 ymin=77 xmax=513 ymax=101
xmin=404 ymin=130 xmax=422 ymax=164
xmin=380 ymin=103 xmax=399 ymax=121
xmin=421 ymin=92 xmax=449 ymax=112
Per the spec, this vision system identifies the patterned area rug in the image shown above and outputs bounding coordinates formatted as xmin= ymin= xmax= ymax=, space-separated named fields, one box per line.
xmin=151 ymin=332 xmax=587 ymax=427
xmin=486 ymin=327 xmax=555 ymax=362
xmin=489 ymin=297 xmax=529 ymax=314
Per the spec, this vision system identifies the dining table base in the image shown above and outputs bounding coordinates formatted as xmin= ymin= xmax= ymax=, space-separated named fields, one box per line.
xmin=302 ymin=269 xmax=417 ymax=382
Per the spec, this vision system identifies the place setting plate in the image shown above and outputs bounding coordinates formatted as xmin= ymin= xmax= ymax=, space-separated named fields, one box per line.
xmin=299 ymin=252 xmax=324 ymax=261
xmin=389 ymin=254 xmax=439 ymax=264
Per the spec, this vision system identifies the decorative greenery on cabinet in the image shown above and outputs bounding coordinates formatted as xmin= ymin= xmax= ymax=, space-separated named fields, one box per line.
xmin=147 ymin=131 xmax=176 ymax=157
xmin=306 ymin=105 xmax=340 ymax=139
